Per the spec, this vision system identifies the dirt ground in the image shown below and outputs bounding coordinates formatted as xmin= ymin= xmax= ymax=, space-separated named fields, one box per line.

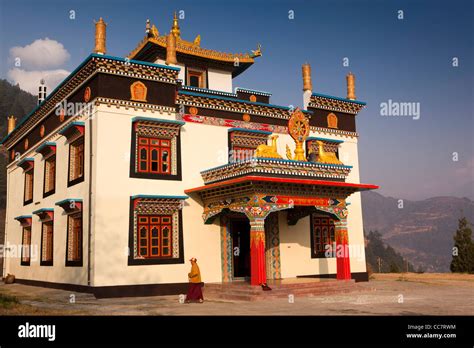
xmin=0 ymin=273 xmax=473 ymax=316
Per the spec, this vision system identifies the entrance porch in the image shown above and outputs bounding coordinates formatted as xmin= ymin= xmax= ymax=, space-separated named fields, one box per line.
xmin=185 ymin=158 xmax=378 ymax=286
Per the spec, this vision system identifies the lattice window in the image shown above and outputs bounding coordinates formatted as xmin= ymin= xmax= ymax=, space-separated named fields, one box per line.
xmin=67 ymin=213 xmax=82 ymax=264
xmin=44 ymin=155 xmax=56 ymax=195
xmin=187 ymin=68 xmax=207 ymax=88
xmin=41 ymin=221 xmax=54 ymax=264
xmin=24 ymin=169 xmax=34 ymax=205
xmin=131 ymin=120 xmax=182 ymax=179
xmin=138 ymin=137 xmax=171 ymax=174
xmin=21 ymin=226 xmax=32 ymax=265
xmin=137 ymin=215 xmax=173 ymax=258
xmin=69 ymin=137 xmax=84 ymax=184
xmin=129 ymin=197 xmax=184 ymax=265
xmin=311 ymin=214 xmax=336 ymax=258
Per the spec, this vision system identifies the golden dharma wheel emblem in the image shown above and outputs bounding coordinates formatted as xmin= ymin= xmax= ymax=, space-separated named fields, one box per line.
xmin=40 ymin=125 xmax=45 ymax=138
xmin=249 ymin=94 xmax=257 ymax=102
xmin=84 ymin=87 xmax=91 ymax=102
xmin=242 ymin=113 xmax=251 ymax=122
xmin=24 ymin=138 xmax=29 ymax=150
xmin=189 ymin=106 xmax=198 ymax=115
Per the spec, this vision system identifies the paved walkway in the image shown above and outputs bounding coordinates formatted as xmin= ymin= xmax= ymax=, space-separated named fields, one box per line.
xmin=1 ymin=274 xmax=473 ymax=315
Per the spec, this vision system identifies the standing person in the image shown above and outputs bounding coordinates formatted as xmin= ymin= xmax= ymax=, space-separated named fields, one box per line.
xmin=185 ymin=257 xmax=204 ymax=303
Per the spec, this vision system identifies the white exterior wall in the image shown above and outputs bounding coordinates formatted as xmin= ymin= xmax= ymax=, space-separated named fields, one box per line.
xmin=207 ymin=68 xmax=232 ymax=92
xmin=92 ymin=105 xmax=227 ymax=286
xmin=3 ymin=112 xmax=93 ymax=285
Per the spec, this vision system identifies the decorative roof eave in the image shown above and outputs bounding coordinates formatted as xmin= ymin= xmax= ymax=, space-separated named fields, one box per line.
xmin=32 ymin=208 xmax=54 ymax=221
xmin=307 ymin=137 xmax=344 ymax=144
xmin=0 ymin=54 xmax=180 ymax=148
xmin=228 ymin=128 xmax=272 ymax=136
xmin=17 ymin=158 xmax=34 ymax=171
xmin=308 ymin=93 xmax=366 ymax=115
xmin=55 ymin=198 xmax=83 ymax=214
xmin=185 ymin=175 xmax=379 ymax=196
xmin=14 ymin=215 xmax=32 ymax=227
xmin=132 ymin=117 xmax=185 ymax=126
xmin=177 ymin=91 xmax=311 ymax=121
xmin=235 ymin=87 xmax=272 ymax=97
xmin=181 ymin=85 xmax=238 ymax=98
xmin=35 ymin=142 xmax=57 ymax=158
xmin=131 ymin=194 xmax=189 ymax=200
xmin=59 ymin=122 xmax=85 ymax=141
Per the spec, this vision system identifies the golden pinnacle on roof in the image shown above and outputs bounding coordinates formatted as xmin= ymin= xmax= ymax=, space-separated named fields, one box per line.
xmin=346 ymin=72 xmax=356 ymax=100
xmin=302 ymin=63 xmax=312 ymax=92
xmin=94 ymin=17 xmax=107 ymax=55
xmin=171 ymin=11 xmax=180 ymax=38
xmin=7 ymin=115 xmax=17 ymax=134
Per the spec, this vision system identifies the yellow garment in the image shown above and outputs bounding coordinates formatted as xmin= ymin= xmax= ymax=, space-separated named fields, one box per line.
xmin=188 ymin=263 xmax=201 ymax=283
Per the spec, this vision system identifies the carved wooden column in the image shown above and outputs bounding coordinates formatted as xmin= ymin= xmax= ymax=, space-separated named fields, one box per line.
xmin=335 ymin=218 xmax=351 ymax=280
xmin=249 ymin=218 xmax=266 ymax=286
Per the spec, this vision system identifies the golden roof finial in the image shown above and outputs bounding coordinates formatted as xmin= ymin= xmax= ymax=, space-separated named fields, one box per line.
xmin=171 ymin=11 xmax=180 ymax=38
xmin=346 ymin=71 xmax=356 ymax=100
xmin=94 ymin=17 xmax=107 ymax=55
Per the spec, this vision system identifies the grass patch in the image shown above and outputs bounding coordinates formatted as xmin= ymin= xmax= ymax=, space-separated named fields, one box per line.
xmin=0 ymin=293 xmax=19 ymax=308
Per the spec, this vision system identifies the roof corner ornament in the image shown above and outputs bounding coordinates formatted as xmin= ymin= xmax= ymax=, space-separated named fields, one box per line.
xmin=150 ymin=24 xmax=159 ymax=38
xmin=193 ymin=34 xmax=201 ymax=46
xmin=286 ymin=108 xmax=309 ymax=161
xmin=251 ymin=43 xmax=262 ymax=58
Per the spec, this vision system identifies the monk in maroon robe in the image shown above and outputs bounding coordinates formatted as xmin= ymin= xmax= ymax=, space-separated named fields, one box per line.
xmin=185 ymin=257 xmax=204 ymax=303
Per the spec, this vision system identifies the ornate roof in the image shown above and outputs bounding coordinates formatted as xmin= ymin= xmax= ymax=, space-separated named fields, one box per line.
xmin=128 ymin=14 xmax=261 ymax=77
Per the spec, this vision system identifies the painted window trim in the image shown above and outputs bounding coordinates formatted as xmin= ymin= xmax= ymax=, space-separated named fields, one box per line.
xmin=310 ymin=213 xmax=337 ymax=259
xmin=129 ymin=124 xmax=182 ymax=181
xmin=40 ymin=220 xmax=54 ymax=266
xmin=43 ymin=154 xmax=56 ymax=198
xmin=128 ymin=198 xmax=184 ymax=266
xmin=65 ymin=212 xmax=83 ymax=267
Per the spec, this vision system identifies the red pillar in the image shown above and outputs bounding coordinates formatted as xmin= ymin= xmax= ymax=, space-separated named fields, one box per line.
xmin=250 ymin=219 xmax=266 ymax=286
xmin=335 ymin=220 xmax=351 ymax=280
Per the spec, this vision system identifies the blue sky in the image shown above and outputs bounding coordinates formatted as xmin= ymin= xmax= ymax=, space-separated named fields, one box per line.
xmin=1 ymin=0 xmax=473 ymax=200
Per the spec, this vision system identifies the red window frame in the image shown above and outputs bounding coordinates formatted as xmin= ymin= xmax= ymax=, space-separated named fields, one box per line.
xmin=312 ymin=215 xmax=336 ymax=255
xmin=137 ymin=215 xmax=173 ymax=258
xmin=137 ymin=137 xmax=171 ymax=175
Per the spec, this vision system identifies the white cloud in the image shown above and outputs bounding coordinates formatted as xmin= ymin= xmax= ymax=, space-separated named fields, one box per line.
xmin=7 ymin=68 xmax=70 ymax=95
xmin=9 ymin=38 xmax=70 ymax=70
xmin=7 ymin=38 xmax=71 ymax=95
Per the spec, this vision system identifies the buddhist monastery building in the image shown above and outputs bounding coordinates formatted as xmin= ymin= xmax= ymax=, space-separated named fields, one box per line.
xmin=1 ymin=14 xmax=378 ymax=297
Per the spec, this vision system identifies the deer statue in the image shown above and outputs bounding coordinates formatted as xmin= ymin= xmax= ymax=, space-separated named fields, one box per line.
xmin=255 ymin=134 xmax=282 ymax=159
xmin=315 ymin=140 xmax=343 ymax=164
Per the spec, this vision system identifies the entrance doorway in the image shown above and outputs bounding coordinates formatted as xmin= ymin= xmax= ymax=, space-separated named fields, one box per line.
xmin=229 ymin=217 xmax=251 ymax=278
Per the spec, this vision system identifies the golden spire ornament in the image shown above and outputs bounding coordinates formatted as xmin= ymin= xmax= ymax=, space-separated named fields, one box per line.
xmin=94 ymin=17 xmax=107 ymax=55
xmin=171 ymin=11 xmax=180 ymax=38
xmin=346 ymin=72 xmax=356 ymax=100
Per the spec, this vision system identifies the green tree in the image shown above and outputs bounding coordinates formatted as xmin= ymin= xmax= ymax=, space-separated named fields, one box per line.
xmin=450 ymin=217 xmax=474 ymax=273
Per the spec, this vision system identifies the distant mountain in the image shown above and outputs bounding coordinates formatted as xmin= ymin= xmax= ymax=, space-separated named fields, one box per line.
xmin=362 ymin=191 xmax=474 ymax=272
xmin=0 ymin=79 xmax=37 ymax=273
xmin=365 ymin=230 xmax=415 ymax=273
